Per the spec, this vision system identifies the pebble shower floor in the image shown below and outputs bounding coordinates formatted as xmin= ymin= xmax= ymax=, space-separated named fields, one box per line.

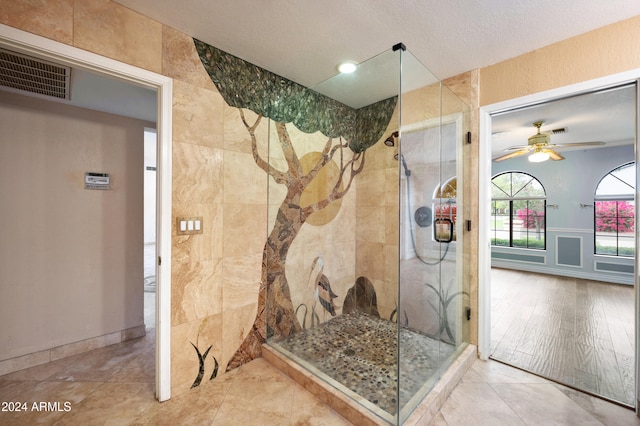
xmin=274 ymin=310 xmax=455 ymax=416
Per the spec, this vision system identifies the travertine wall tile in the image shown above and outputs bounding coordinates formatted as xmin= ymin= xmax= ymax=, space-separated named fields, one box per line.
xmin=171 ymin=259 xmax=223 ymax=326
xmin=222 ymin=303 xmax=258 ymax=369
xmin=401 ymin=84 xmax=441 ymax=125
xmin=171 ymin=314 xmax=223 ymax=396
xmin=355 ymin=169 xmax=386 ymax=208
xmin=172 ymin=202 xmax=223 ymax=263
xmin=0 ymin=0 xmax=73 ymax=45
xmin=222 ymin=254 xmax=262 ymax=308
xmin=364 ymin=135 xmax=393 ymax=171
xmin=74 ymin=0 xmax=162 ymax=72
xmin=384 ymin=168 xmax=400 ymax=207
xmin=355 ymin=240 xmax=385 ymax=279
xmin=355 ymin=133 xmax=399 ymax=314
xmin=356 ymin=207 xmax=385 ymax=243
xmin=385 ymin=205 xmax=399 ymax=245
xmin=173 ymin=80 xmax=224 ymax=149
xmin=172 ymin=142 xmax=223 ymax=206
xmin=162 ymin=26 xmax=216 ymax=91
xmin=383 ymin=244 xmax=398 ymax=284
xmin=223 ymin=150 xmax=267 ymax=204
xmin=223 ymin=107 xmax=270 ymax=156
xmin=223 ymin=203 xmax=268 ymax=257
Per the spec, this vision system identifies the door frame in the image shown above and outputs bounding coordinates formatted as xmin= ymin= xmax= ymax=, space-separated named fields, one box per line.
xmin=478 ymin=69 xmax=640 ymax=411
xmin=0 ymin=24 xmax=173 ymax=401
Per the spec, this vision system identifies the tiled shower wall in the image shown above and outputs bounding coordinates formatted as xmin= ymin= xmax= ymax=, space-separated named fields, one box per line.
xmin=0 ymin=0 xmax=479 ymax=396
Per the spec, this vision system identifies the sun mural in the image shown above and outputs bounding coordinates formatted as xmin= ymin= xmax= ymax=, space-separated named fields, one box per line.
xmin=299 ymin=152 xmax=344 ymax=226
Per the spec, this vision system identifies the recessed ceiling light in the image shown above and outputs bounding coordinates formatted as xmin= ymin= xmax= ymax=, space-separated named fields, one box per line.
xmin=338 ymin=62 xmax=357 ymax=74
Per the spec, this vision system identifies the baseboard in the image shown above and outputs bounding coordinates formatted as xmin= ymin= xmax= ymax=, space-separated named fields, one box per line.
xmin=0 ymin=324 xmax=146 ymax=376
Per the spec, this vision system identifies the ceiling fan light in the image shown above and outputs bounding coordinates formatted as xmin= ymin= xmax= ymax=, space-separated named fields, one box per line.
xmin=528 ymin=150 xmax=550 ymax=162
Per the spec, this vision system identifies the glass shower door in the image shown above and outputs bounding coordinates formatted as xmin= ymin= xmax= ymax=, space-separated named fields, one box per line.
xmin=398 ymin=49 xmax=470 ymax=422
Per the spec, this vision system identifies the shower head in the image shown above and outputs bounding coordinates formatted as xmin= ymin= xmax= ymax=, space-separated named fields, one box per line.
xmin=384 ymin=131 xmax=399 ymax=147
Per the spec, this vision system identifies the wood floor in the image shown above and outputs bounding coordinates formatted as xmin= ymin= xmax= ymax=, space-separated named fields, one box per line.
xmin=490 ymin=268 xmax=635 ymax=407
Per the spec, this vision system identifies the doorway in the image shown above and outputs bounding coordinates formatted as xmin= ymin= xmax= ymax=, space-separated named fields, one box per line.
xmin=479 ymin=77 xmax=639 ymax=410
xmin=0 ymin=24 xmax=172 ymax=401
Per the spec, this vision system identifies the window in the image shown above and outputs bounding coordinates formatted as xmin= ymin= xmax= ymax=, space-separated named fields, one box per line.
xmin=594 ymin=162 xmax=635 ymax=257
xmin=491 ymin=172 xmax=546 ymax=249
xmin=434 ymin=176 xmax=457 ymax=241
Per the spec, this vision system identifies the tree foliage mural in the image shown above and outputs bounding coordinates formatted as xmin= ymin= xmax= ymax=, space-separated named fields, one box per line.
xmin=194 ymin=40 xmax=397 ymax=370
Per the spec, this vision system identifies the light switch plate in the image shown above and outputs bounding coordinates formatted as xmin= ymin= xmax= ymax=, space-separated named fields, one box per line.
xmin=176 ymin=217 xmax=203 ymax=235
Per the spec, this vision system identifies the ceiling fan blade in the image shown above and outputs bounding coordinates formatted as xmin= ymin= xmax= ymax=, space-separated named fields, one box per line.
xmin=493 ymin=149 xmax=529 ymax=162
xmin=549 ymin=141 xmax=605 ymax=149
xmin=545 ymin=149 xmax=565 ymax=161
xmin=503 ymin=144 xmax=533 ymax=152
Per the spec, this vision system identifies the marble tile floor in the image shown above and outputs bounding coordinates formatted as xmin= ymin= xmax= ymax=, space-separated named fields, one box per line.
xmin=1 ymin=330 xmax=637 ymax=426
xmin=430 ymin=357 xmax=640 ymax=426
xmin=0 ymin=331 xmax=350 ymax=426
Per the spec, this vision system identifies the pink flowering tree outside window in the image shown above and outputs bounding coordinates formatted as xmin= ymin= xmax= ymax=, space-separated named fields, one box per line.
xmin=594 ymin=162 xmax=635 ymax=256
xmin=516 ymin=207 xmax=545 ymax=230
xmin=595 ymin=200 xmax=634 ymax=233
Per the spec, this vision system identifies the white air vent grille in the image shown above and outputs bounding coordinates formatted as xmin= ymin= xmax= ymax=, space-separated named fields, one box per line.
xmin=0 ymin=48 xmax=70 ymax=100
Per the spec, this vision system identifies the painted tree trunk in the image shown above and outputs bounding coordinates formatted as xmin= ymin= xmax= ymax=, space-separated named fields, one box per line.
xmin=226 ymin=116 xmax=364 ymax=371
xmin=226 ymin=188 xmax=305 ymax=370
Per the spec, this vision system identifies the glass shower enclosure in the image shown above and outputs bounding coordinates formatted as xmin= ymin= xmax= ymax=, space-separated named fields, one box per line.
xmin=263 ymin=44 xmax=470 ymax=424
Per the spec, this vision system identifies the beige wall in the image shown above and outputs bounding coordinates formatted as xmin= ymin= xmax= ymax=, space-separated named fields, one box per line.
xmin=480 ymin=15 xmax=640 ymax=106
xmin=0 ymin=91 xmax=146 ymax=361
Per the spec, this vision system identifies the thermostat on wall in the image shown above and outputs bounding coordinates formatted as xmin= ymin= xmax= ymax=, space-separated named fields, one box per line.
xmin=85 ymin=172 xmax=110 ymax=190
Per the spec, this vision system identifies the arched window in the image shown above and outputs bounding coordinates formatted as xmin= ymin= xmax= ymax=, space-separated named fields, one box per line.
xmin=594 ymin=162 xmax=635 ymax=257
xmin=491 ymin=172 xmax=546 ymax=249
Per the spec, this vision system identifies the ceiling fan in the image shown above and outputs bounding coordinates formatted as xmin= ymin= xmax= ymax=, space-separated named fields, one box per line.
xmin=493 ymin=121 xmax=605 ymax=163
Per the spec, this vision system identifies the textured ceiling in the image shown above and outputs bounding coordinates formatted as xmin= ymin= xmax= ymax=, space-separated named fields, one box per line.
xmin=491 ymin=84 xmax=636 ymax=155
xmin=114 ymin=0 xmax=640 ymax=87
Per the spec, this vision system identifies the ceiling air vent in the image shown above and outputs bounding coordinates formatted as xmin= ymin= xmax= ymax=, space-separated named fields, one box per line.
xmin=551 ymin=127 xmax=567 ymax=134
xmin=0 ymin=48 xmax=70 ymax=100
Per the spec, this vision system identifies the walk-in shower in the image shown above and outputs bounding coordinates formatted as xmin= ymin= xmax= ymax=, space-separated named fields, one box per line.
xmin=262 ymin=44 xmax=471 ymax=424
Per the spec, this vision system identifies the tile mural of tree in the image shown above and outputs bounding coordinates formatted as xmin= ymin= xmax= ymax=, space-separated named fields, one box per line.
xmin=194 ymin=40 xmax=397 ymax=370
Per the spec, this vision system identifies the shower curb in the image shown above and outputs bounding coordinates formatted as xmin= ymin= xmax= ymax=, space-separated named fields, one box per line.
xmin=404 ymin=344 xmax=477 ymax=425
xmin=262 ymin=343 xmax=477 ymax=425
